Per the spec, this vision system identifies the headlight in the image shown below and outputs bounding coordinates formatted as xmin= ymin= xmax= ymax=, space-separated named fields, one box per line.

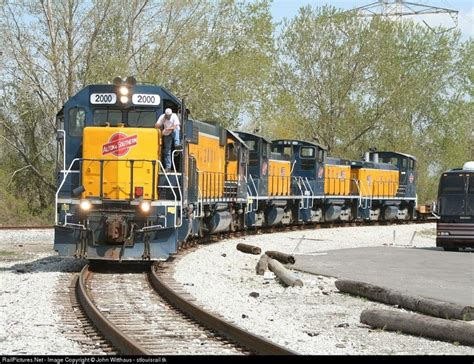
xmin=120 ymin=96 xmax=128 ymax=103
xmin=140 ymin=201 xmax=151 ymax=213
xmin=119 ymin=86 xmax=129 ymax=95
xmin=80 ymin=199 xmax=92 ymax=211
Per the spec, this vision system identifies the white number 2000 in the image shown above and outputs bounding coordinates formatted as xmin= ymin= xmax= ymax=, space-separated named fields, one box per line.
xmin=90 ymin=93 xmax=117 ymax=104
xmin=132 ymin=94 xmax=160 ymax=106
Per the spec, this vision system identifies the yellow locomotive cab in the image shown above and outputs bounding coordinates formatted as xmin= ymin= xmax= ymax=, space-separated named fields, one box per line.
xmin=82 ymin=126 xmax=161 ymax=200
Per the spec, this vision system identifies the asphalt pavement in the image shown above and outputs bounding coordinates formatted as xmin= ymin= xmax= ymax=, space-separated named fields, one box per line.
xmin=294 ymin=247 xmax=474 ymax=307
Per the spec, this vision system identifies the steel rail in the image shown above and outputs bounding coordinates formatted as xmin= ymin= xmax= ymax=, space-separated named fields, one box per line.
xmin=76 ymin=265 xmax=151 ymax=355
xmin=148 ymin=266 xmax=297 ymax=355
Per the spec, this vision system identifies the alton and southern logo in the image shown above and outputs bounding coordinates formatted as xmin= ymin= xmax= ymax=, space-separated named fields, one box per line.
xmin=102 ymin=133 xmax=138 ymax=156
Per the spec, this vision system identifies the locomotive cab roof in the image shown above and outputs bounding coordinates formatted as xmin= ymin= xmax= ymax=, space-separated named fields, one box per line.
xmin=235 ymin=131 xmax=272 ymax=144
xmin=272 ymin=139 xmax=327 ymax=151
xmin=373 ymin=151 xmax=417 ymax=162
xmin=227 ymin=130 xmax=249 ymax=149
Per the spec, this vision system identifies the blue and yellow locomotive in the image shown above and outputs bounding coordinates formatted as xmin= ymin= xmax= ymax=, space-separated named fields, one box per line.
xmin=54 ymin=79 xmax=418 ymax=261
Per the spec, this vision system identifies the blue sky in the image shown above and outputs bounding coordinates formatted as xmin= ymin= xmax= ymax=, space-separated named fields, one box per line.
xmin=270 ymin=0 xmax=473 ymax=38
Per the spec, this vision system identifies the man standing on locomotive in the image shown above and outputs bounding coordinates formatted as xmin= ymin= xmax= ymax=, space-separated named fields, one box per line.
xmin=155 ymin=108 xmax=180 ymax=172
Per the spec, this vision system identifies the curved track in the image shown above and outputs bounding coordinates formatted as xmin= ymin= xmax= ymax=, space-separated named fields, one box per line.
xmin=64 ymin=219 xmax=433 ymax=354
xmin=76 ymin=264 xmax=295 ymax=355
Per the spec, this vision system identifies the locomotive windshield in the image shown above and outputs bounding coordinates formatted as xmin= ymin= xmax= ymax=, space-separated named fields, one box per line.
xmin=438 ymin=173 xmax=474 ymax=216
xmin=93 ymin=108 xmax=157 ymax=127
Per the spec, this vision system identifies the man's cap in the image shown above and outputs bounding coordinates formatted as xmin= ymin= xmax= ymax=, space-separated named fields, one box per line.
xmin=165 ymin=108 xmax=172 ymax=116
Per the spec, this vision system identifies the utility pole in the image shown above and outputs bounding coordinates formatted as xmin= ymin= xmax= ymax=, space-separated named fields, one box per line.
xmin=351 ymin=1 xmax=458 ymax=31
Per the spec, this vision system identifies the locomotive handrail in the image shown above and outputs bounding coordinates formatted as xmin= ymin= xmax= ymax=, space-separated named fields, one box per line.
xmin=171 ymin=149 xmax=183 ymax=228
xmin=243 ymin=175 xmax=253 ymax=214
xmin=290 ymin=160 xmax=296 ymax=174
xmin=292 ymin=176 xmax=306 ymax=210
xmin=157 ymin=160 xmax=179 ymax=227
xmin=304 ymin=177 xmax=314 ymax=208
xmin=195 ymin=168 xmax=204 ymax=218
xmin=55 ymin=158 xmax=81 ymax=225
xmin=57 ymin=129 xmax=66 ymax=173
xmin=248 ymin=175 xmax=258 ymax=212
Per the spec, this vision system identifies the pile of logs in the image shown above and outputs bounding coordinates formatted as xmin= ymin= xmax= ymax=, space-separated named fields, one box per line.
xmin=336 ymin=279 xmax=474 ymax=346
xmin=236 ymin=243 xmax=303 ymax=287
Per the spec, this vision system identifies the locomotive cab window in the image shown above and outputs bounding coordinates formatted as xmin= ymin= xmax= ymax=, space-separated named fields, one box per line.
xmin=318 ymin=150 xmax=325 ymax=163
xmin=226 ymin=143 xmax=237 ymax=161
xmin=128 ymin=109 xmax=157 ymax=127
xmin=246 ymin=140 xmax=258 ymax=152
xmin=68 ymin=108 xmax=85 ymax=137
xmin=381 ymin=157 xmax=399 ymax=167
xmin=93 ymin=109 xmax=122 ymax=126
xmin=300 ymin=147 xmax=315 ymax=159
xmin=300 ymin=147 xmax=316 ymax=171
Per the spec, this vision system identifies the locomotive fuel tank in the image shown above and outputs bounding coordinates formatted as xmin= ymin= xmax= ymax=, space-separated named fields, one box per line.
xmin=209 ymin=211 xmax=233 ymax=233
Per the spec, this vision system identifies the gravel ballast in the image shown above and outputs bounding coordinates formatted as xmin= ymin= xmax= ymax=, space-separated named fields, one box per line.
xmin=174 ymin=223 xmax=474 ymax=355
xmin=1 ymin=224 xmax=472 ymax=355
xmin=0 ymin=230 xmax=97 ymax=355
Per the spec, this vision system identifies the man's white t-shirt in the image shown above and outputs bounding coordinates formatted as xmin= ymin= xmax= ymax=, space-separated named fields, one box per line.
xmin=156 ymin=113 xmax=180 ymax=136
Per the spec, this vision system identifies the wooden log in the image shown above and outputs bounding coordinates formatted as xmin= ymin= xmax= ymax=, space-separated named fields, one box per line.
xmin=268 ymin=258 xmax=303 ymax=287
xmin=335 ymin=279 xmax=473 ymax=321
xmin=236 ymin=243 xmax=261 ymax=255
xmin=256 ymin=254 xmax=269 ymax=275
xmin=265 ymin=250 xmax=296 ymax=264
xmin=361 ymin=308 xmax=474 ymax=346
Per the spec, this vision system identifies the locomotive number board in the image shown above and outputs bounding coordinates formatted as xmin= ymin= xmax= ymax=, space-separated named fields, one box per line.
xmin=90 ymin=93 xmax=117 ymax=104
xmin=132 ymin=94 xmax=161 ymax=106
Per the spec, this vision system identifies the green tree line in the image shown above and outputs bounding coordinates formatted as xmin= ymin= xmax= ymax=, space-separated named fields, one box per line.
xmin=0 ymin=1 xmax=472 ymax=224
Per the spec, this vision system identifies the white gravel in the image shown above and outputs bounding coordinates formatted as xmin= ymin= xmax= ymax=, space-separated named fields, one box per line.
xmin=0 ymin=230 xmax=88 ymax=355
xmin=1 ymin=224 xmax=472 ymax=355
xmin=174 ymin=223 xmax=474 ymax=355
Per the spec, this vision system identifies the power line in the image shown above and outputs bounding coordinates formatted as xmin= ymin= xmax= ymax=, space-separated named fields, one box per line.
xmin=350 ymin=1 xmax=459 ymax=32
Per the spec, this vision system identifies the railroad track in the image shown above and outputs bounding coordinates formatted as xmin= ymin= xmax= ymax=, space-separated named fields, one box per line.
xmin=75 ymin=262 xmax=295 ymax=355
xmin=49 ymin=219 xmax=433 ymax=354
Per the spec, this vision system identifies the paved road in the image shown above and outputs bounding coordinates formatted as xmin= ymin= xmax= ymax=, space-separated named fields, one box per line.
xmin=294 ymin=247 xmax=474 ymax=307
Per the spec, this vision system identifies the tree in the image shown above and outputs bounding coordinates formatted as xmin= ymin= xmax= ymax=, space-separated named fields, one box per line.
xmin=0 ymin=0 xmax=274 ymax=221
xmin=265 ymin=5 xmax=473 ymax=202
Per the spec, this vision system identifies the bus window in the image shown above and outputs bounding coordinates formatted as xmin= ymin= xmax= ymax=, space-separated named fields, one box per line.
xmin=468 ymin=175 xmax=474 ymax=216
xmin=439 ymin=195 xmax=465 ymax=216
xmin=439 ymin=175 xmax=465 ymax=194
xmin=469 ymin=175 xmax=474 ymax=192
xmin=68 ymin=108 xmax=85 ymax=137
xmin=439 ymin=174 xmax=467 ymax=216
